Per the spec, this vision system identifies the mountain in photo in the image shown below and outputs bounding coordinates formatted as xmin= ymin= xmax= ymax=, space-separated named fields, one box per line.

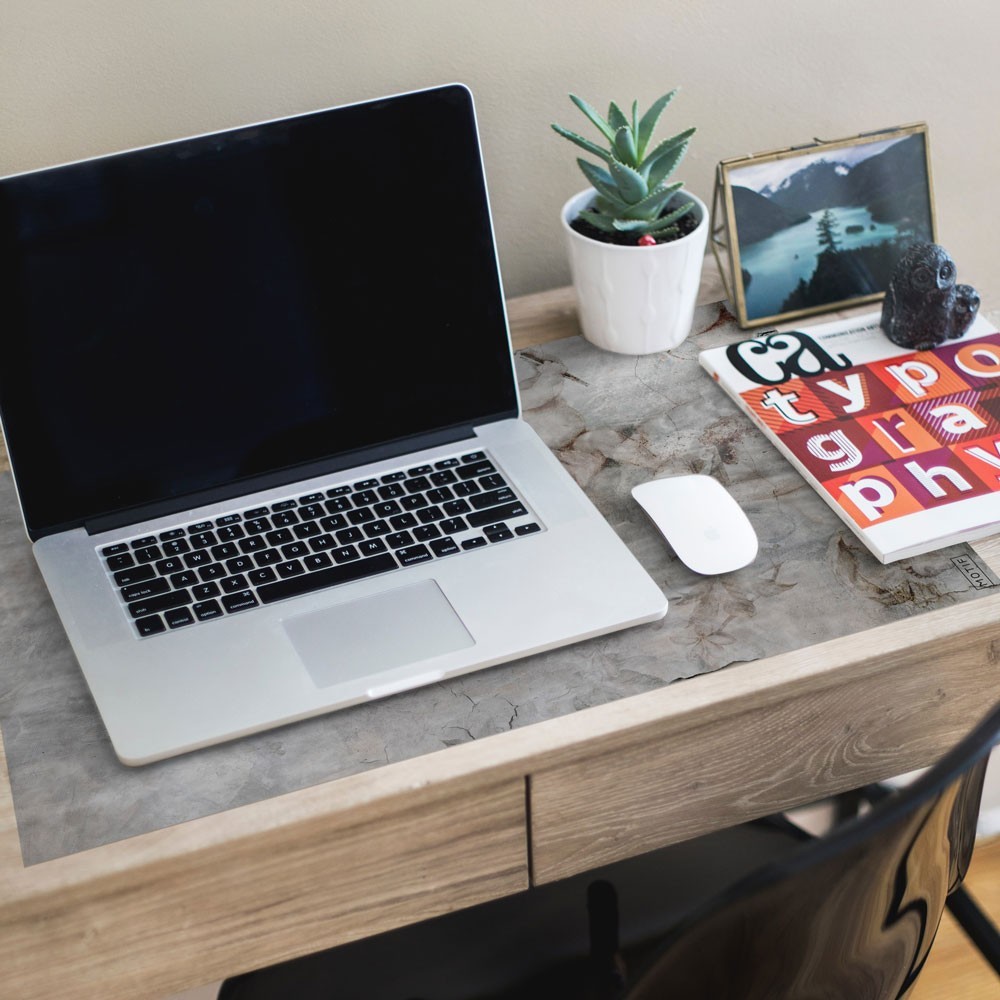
xmin=731 ymin=186 xmax=810 ymax=245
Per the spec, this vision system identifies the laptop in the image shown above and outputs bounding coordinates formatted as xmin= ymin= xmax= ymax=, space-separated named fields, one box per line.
xmin=0 ymin=84 xmax=667 ymax=765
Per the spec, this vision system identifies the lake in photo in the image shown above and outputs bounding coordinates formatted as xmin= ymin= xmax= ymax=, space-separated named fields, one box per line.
xmin=740 ymin=205 xmax=900 ymax=320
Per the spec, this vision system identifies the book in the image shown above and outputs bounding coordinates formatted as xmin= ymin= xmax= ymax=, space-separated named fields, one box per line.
xmin=699 ymin=310 xmax=1000 ymax=563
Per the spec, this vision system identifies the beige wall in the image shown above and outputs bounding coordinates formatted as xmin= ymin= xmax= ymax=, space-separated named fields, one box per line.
xmin=3 ymin=0 xmax=998 ymax=301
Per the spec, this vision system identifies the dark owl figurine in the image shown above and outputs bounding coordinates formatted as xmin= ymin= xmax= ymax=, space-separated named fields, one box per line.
xmin=881 ymin=242 xmax=980 ymax=351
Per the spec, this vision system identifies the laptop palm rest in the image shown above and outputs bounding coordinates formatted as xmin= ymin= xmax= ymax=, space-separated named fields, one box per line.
xmin=283 ymin=580 xmax=475 ymax=690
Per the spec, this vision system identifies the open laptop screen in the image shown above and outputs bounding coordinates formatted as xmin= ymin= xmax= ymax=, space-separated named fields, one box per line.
xmin=0 ymin=85 xmax=518 ymax=539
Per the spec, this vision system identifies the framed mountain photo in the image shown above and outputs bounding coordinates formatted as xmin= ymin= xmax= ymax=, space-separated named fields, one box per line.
xmin=710 ymin=124 xmax=936 ymax=328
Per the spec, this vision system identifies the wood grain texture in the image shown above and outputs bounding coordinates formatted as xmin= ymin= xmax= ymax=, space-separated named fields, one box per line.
xmin=0 ymin=774 xmax=527 ymax=1000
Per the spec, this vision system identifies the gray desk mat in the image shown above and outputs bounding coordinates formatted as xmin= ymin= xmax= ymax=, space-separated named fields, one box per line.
xmin=3 ymin=302 xmax=996 ymax=865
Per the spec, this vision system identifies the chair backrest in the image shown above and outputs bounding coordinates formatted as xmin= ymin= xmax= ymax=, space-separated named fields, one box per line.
xmin=622 ymin=702 xmax=1000 ymax=1000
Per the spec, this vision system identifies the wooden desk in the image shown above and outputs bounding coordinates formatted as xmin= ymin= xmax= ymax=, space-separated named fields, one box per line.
xmin=3 ymin=288 xmax=1000 ymax=999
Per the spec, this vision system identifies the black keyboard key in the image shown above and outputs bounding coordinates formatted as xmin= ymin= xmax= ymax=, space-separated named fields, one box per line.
xmin=400 ymin=494 xmax=428 ymax=511
xmin=386 ymin=530 xmax=414 ymax=549
xmin=276 ymin=559 xmax=305 ymax=578
xmin=336 ymin=526 xmax=365 ymax=544
xmin=293 ymin=521 xmax=321 ymax=539
xmin=434 ymin=458 xmax=460 ymax=469
xmin=487 ymin=528 xmax=514 ymax=542
xmin=479 ymin=474 xmax=508 ymax=491
xmin=216 ymin=513 xmax=242 ymax=526
xmin=326 ymin=485 xmax=352 ymax=497
xmin=363 ymin=519 xmax=392 ymax=538
xmin=211 ymin=542 xmax=239 ymax=561
xmin=159 ymin=528 xmax=186 ymax=541
xmin=353 ymin=489 xmax=378 ymax=507
xmin=200 ymin=563 xmax=227 ymax=581
xmin=188 ymin=521 xmax=213 ymax=533
xmin=184 ymin=549 xmax=213 ymax=568
xmin=461 ymin=451 xmax=485 ymax=463
xmin=467 ymin=502 xmax=528 ymax=528
xmin=266 ymin=528 xmax=294 ymax=546
xmin=221 ymin=574 xmax=249 ymax=594
xmin=458 ymin=461 xmax=495 ymax=480
xmin=193 ymin=600 xmax=224 ymax=622
xmin=427 ymin=487 xmax=453 ymax=504
xmin=271 ymin=499 xmax=297 ymax=512
xmin=107 ymin=552 xmax=136 ymax=571
xmin=190 ymin=531 xmax=217 ymax=549
xmin=440 ymin=517 xmax=467 ymax=535
xmin=381 ymin=471 xmax=407 ymax=483
xmin=248 ymin=568 xmax=277 ymax=586
xmin=239 ymin=535 xmax=267 ymax=553
xmin=413 ymin=524 xmax=441 ymax=542
xmin=332 ymin=545 xmax=360 ymax=563
xmin=226 ymin=556 xmax=255 ymax=574
xmin=245 ymin=517 xmax=271 ymax=534
xmin=430 ymin=537 xmax=460 ymax=557
xmin=453 ymin=481 xmax=480 ymax=497
xmin=304 ymin=553 xmax=332 ymax=571
xmin=155 ymin=556 xmax=184 ymax=576
xmin=254 ymin=549 xmax=283 ymax=566
xmin=405 ymin=475 xmax=431 ymax=494
xmin=271 ymin=510 xmax=299 ymax=527
xmin=165 ymin=607 xmax=195 ymax=629
xmin=299 ymin=492 xmax=325 ymax=504
xmin=135 ymin=614 xmax=166 ymax=637
xmin=135 ymin=545 xmax=162 ymax=564
xmin=347 ymin=507 xmax=375 ymax=525
xmin=217 ymin=525 xmax=245 ymax=542
xmin=325 ymin=496 xmax=352 ymax=513
xmin=281 ymin=541 xmax=310 ymax=559
xmin=299 ymin=503 xmax=325 ymax=520
xmin=121 ymin=578 xmax=170 ymax=602
xmin=113 ymin=564 xmax=155 ymax=586
xmin=131 ymin=535 xmax=157 ymax=549
xmin=389 ymin=512 xmax=418 ymax=530
xmin=515 ymin=522 xmax=541 ymax=536
xmin=430 ymin=470 xmax=457 ymax=486
xmin=127 ymin=588 xmax=191 ymax=619
xmin=443 ymin=499 xmax=471 ymax=516
xmin=407 ymin=465 xmax=433 ymax=477
xmin=354 ymin=478 xmax=379 ymax=490
xmin=258 ymin=553 xmax=399 ymax=605
xmin=222 ymin=590 xmax=259 ymax=614
xmin=170 ymin=570 xmax=199 ymax=588
xmin=102 ymin=543 xmax=128 ymax=557
xmin=396 ymin=544 xmax=432 ymax=566
xmin=192 ymin=582 xmax=221 ymax=600
xmin=373 ymin=500 xmax=401 ymax=518
xmin=319 ymin=513 xmax=347 ymax=532
xmin=358 ymin=538 xmax=388 ymax=556
xmin=161 ymin=538 xmax=191 ymax=556
xmin=469 ymin=488 xmax=517 ymax=511
xmin=309 ymin=533 xmax=337 ymax=551
xmin=416 ymin=505 xmax=445 ymax=524
xmin=243 ymin=506 xmax=269 ymax=519
xmin=377 ymin=484 xmax=404 ymax=501
xmin=461 ymin=536 xmax=488 ymax=550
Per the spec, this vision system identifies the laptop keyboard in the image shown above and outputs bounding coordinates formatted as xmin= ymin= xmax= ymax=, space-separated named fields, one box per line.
xmin=99 ymin=451 xmax=542 ymax=638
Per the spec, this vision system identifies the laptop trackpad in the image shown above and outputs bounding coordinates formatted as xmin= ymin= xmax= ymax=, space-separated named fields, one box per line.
xmin=284 ymin=580 xmax=475 ymax=689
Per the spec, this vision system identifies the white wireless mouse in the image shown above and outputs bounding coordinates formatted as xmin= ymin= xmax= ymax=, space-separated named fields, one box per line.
xmin=632 ymin=475 xmax=758 ymax=575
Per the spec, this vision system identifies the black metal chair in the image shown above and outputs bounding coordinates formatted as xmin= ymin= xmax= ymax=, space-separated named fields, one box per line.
xmin=220 ymin=701 xmax=1000 ymax=1000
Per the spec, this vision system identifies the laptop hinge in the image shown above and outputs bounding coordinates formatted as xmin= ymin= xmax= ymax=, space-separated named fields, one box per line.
xmin=82 ymin=423 xmax=480 ymax=537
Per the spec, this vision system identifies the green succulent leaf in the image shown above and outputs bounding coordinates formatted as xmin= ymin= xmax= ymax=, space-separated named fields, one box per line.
xmin=608 ymin=158 xmax=647 ymax=203
xmin=621 ymin=181 xmax=684 ymax=222
xmin=631 ymin=100 xmax=638 ymax=137
xmin=645 ymin=198 xmax=695 ymax=233
xmin=641 ymin=127 xmax=696 ymax=180
xmin=611 ymin=218 xmax=656 ymax=232
xmin=550 ymin=123 xmax=612 ymax=163
xmin=637 ymin=90 xmax=677 ymax=159
xmin=576 ymin=159 xmax=630 ymax=213
xmin=575 ymin=208 xmax=618 ymax=233
xmin=613 ymin=126 xmax=639 ymax=169
xmin=607 ymin=102 xmax=630 ymax=133
xmin=569 ymin=94 xmax=616 ymax=142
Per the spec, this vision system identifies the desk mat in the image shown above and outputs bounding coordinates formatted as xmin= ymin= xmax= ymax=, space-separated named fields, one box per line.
xmin=3 ymin=301 xmax=997 ymax=865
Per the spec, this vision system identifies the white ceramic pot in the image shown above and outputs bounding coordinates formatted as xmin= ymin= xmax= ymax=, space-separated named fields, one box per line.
xmin=561 ymin=188 xmax=708 ymax=355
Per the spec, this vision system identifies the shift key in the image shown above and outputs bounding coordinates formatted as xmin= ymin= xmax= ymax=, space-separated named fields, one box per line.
xmin=466 ymin=502 xmax=528 ymax=528
xmin=127 ymin=588 xmax=191 ymax=619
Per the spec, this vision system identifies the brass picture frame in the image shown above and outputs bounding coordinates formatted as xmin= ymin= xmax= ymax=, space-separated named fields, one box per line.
xmin=711 ymin=124 xmax=936 ymax=329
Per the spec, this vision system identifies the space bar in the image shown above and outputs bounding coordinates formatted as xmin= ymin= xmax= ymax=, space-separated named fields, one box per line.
xmin=257 ymin=553 xmax=398 ymax=604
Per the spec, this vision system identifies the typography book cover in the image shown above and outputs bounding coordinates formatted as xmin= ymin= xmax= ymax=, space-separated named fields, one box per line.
xmin=700 ymin=311 xmax=1000 ymax=562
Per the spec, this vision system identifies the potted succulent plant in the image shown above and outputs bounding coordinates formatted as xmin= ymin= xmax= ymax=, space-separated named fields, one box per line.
xmin=552 ymin=90 xmax=708 ymax=355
